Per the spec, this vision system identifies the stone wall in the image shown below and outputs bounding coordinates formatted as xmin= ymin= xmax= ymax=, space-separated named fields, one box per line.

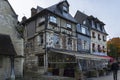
xmin=0 ymin=0 xmax=24 ymax=79
xmin=0 ymin=56 xmax=11 ymax=80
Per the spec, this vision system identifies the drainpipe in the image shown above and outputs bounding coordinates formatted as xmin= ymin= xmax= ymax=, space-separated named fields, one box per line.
xmin=44 ymin=11 xmax=49 ymax=73
xmin=10 ymin=56 xmax=15 ymax=80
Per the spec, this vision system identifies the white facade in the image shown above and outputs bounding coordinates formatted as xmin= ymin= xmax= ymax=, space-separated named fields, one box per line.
xmin=90 ymin=21 xmax=107 ymax=56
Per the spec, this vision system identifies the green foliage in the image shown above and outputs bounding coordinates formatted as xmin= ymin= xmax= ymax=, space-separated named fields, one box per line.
xmin=107 ymin=43 xmax=118 ymax=58
xmin=107 ymin=38 xmax=120 ymax=59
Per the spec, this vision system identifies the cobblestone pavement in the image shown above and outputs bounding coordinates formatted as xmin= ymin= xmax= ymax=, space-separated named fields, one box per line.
xmin=87 ymin=70 xmax=120 ymax=80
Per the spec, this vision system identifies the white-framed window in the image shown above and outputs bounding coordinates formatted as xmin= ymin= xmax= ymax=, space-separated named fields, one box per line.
xmin=82 ymin=40 xmax=88 ymax=50
xmin=53 ymin=34 xmax=60 ymax=45
xmin=97 ymin=23 xmax=101 ymax=31
xmin=37 ymin=34 xmax=43 ymax=46
xmin=83 ymin=20 xmax=86 ymax=25
xmin=49 ymin=16 xmax=57 ymax=23
xmin=63 ymin=6 xmax=68 ymax=12
xmin=92 ymin=20 xmax=95 ymax=28
xmin=67 ymin=23 xmax=72 ymax=29
xmin=77 ymin=24 xmax=81 ymax=32
xmin=81 ymin=27 xmax=86 ymax=34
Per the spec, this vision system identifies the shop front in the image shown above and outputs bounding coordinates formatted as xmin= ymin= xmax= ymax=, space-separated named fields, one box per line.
xmin=47 ymin=48 xmax=77 ymax=77
xmin=76 ymin=53 xmax=110 ymax=77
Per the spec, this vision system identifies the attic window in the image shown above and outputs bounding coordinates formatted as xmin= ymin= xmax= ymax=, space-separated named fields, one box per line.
xmin=83 ymin=20 xmax=86 ymax=25
xmin=63 ymin=6 xmax=68 ymax=12
xmin=49 ymin=16 xmax=57 ymax=23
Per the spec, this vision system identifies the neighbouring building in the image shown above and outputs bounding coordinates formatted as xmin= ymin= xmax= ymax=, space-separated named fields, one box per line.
xmin=74 ymin=10 xmax=109 ymax=76
xmin=0 ymin=0 xmax=24 ymax=79
xmin=88 ymin=15 xmax=108 ymax=56
xmin=22 ymin=0 xmax=78 ymax=77
xmin=74 ymin=11 xmax=91 ymax=71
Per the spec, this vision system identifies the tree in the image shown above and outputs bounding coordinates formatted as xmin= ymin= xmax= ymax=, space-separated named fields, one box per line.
xmin=107 ymin=37 xmax=120 ymax=59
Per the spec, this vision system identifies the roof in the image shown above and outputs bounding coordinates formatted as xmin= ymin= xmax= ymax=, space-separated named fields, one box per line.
xmin=22 ymin=0 xmax=77 ymax=24
xmin=74 ymin=10 xmax=91 ymax=28
xmin=0 ymin=34 xmax=16 ymax=56
xmin=46 ymin=2 xmax=77 ymax=23
xmin=74 ymin=10 xmax=108 ymax=35
xmin=74 ymin=10 xmax=88 ymax=25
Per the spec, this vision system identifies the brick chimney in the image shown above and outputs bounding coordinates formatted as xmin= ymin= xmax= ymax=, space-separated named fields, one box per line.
xmin=31 ymin=8 xmax=37 ymax=16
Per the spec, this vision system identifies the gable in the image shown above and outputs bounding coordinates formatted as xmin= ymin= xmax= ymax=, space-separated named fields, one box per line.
xmin=0 ymin=0 xmax=17 ymax=18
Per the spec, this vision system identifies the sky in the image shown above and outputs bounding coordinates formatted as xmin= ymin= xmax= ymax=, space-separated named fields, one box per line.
xmin=9 ymin=0 xmax=120 ymax=39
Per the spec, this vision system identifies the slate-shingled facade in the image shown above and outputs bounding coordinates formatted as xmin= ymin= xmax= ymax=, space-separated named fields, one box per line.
xmin=74 ymin=10 xmax=108 ymax=73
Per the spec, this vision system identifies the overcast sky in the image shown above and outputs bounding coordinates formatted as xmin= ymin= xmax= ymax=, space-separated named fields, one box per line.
xmin=9 ymin=0 xmax=120 ymax=39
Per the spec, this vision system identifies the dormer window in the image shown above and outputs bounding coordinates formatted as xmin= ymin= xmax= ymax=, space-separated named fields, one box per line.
xmin=63 ymin=6 xmax=68 ymax=12
xmin=83 ymin=20 xmax=86 ymax=25
xmin=49 ymin=16 xmax=57 ymax=23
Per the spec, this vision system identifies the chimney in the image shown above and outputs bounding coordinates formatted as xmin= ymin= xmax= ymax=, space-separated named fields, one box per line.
xmin=22 ymin=16 xmax=27 ymax=22
xmin=31 ymin=8 xmax=37 ymax=16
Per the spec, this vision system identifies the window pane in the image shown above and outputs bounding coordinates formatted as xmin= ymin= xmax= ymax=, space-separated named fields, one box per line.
xmin=76 ymin=24 xmax=81 ymax=32
xmin=54 ymin=34 xmax=59 ymax=45
xmin=50 ymin=16 xmax=57 ymax=23
xmin=67 ymin=23 xmax=72 ymax=28
xmin=63 ymin=6 xmax=67 ymax=12
xmin=81 ymin=27 xmax=86 ymax=34
xmin=37 ymin=34 xmax=43 ymax=46
xmin=67 ymin=38 xmax=72 ymax=50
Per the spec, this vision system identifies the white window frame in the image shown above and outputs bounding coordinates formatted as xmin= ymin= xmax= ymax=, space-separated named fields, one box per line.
xmin=63 ymin=6 xmax=68 ymax=12
xmin=67 ymin=23 xmax=72 ymax=29
xmin=92 ymin=20 xmax=95 ymax=28
xmin=49 ymin=16 xmax=57 ymax=23
xmin=81 ymin=27 xmax=86 ymax=34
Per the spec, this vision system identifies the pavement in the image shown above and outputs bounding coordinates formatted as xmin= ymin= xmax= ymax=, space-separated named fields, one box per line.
xmin=87 ymin=70 xmax=120 ymax=80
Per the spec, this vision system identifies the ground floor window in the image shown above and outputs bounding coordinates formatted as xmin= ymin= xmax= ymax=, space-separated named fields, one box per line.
xmin=0 ymin=56 xmax=3 ymax=68
xmin=38 ymin=55 xmax=44 ymax=67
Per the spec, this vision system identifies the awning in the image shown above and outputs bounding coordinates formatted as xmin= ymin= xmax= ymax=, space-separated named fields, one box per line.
xmin=98 ymin=56 xmax=114 ymax=60
xmin=48 ymin=48 xmax=76 ymax=56
xmin=48 ymin=48 xmax=111 ymax=60
xmin=75 ymin=53 xmax=110 ymax=60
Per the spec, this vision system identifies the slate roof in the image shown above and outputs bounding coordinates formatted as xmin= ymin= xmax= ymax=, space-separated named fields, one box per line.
xmin=46 ymin=1 xmax=77 ymax=23
xmin=74 ymin=10 xmax=108 ymax=35
xmin=23 ymin=0 xmax=77 ymax=24
xmin=74 ymin=10 xmax=92 ymax=28
xmin=74 ymin=10 xmax=88 ymax=25
xmin=0 ymin=34 xmax=16 ymax=56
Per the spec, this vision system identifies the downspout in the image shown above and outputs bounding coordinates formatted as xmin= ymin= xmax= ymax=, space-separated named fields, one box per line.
xmin=44 ymin=10 xmax=49 ymax=73
xmin=10 ymin=56 xmax=15 ymax=80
